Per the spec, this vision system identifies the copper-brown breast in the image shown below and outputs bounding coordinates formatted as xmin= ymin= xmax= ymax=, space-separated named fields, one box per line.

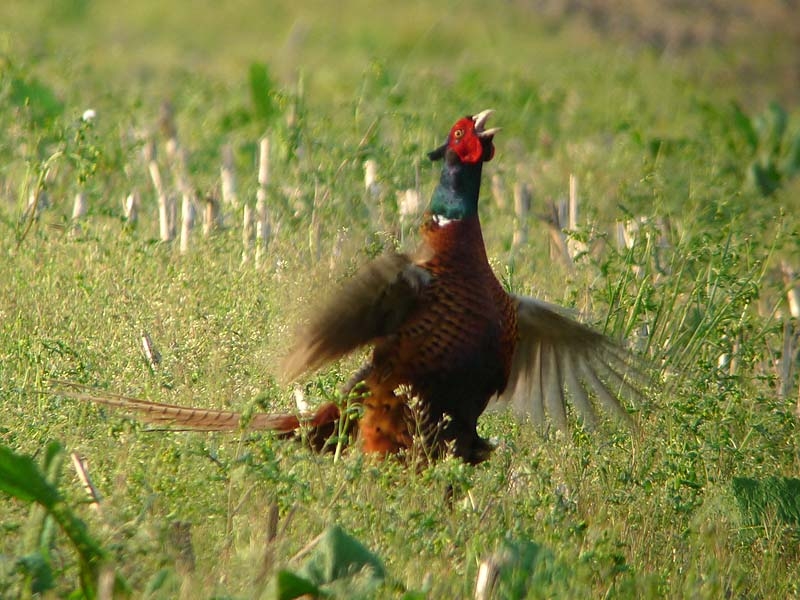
xmin=371 ymin=215 xmax=517 ymax=399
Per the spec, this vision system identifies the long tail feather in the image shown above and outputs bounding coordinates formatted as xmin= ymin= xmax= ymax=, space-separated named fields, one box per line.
xmin=49 ymin=380 xmax=339 ymax=433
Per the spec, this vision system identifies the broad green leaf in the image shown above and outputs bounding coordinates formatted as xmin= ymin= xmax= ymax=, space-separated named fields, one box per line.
xmin=17 ymin=552 xmax=55 ymax=594
xmin=489 ymin=538 xmax=549 ymax=598
xmin=0 ymin=444 xmax=62 ymax=507
xmin=297 ymin=525 xmax=385 ymax=587
xmin=0 ymin=443 xmax=109 ymax=599
xmin=747 ymin=161 xmax=781 ymax=196
xmin=265 ymin=570 xmax=320 ymax=600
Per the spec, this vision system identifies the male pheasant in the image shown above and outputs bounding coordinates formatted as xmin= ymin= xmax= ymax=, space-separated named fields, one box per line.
xmin=58 ymin=110 xmax=640 ymax=464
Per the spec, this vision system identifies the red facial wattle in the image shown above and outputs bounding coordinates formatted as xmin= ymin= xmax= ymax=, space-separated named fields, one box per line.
xmin=447 ymin=111 xmax=497 ymax=164
xmin=427 ymin=109 xmax=498 ymax=164
xmin=449 ymin=117 xmax=484 ymax=163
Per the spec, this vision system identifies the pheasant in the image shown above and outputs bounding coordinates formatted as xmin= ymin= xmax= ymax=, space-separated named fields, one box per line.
xmin=57 ymin=110 xmax=641 ymax=464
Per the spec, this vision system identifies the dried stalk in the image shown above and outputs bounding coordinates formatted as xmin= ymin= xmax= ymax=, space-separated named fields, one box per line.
xmin=70 ymin=452 xmax=102 ymax=514
xmin=242 ymin=204 xmax=254 ymax=264
xmin=180 ymin=193 xmax=194 ymax=254
xmin=220 ymin=143 xmax=238 ymax=207
xmin=72 ymin=192 xmax=87 ymax=220
xmin=780 ymin=320 xmax=795 ymax=400
xmin=398 ymin=188 xmax=420 ymax=244
xmin=141 ymin=331 xmax=162 ymax=369
xmin=545 ymin=201 xmax=575 ymax=272
xmin=363 ymin=159 xmax=379 ymax=197
xmin=168 ymin=521 xmax=196 ymax=575
xmin=123 ymin=191 xmax=139 ymax=224
xmin=203 ymin=196 xmax=219 ymax=236
xmin=70 ymin=192 xmax=87 ymax=236
xmin=491 ymin=173 xmax=505 ymax=210
xmin=511 ymin=181 xmax=530 ymax=249
xmin=148 ymin=160 xmax=173 ymax=242
xmin=309 ymin=184 xmax=322 ymax=263
xmin=566 ymin=174 xmax=587 ymax=259
xmin=255 ymin=137 xmax=271 ymax=266
xmin=782 ymin=262 xmax=800 ymax=319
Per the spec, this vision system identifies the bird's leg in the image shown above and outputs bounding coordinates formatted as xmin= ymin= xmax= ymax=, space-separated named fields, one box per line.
xmin=427 ymin=412 xmax=495 ymax=465
xmin=298 ymin=401 xmax=344 ymax=452
xmin=297 ymin=367 xmax=373 ymax=453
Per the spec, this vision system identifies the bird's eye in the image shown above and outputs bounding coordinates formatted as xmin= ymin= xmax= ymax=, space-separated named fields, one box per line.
xmin=453 ymin=128 xmax=464 ymax=139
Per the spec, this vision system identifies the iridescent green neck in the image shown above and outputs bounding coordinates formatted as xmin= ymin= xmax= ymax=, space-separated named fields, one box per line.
xmin=428 ymin=158 xmax=484 ymax=220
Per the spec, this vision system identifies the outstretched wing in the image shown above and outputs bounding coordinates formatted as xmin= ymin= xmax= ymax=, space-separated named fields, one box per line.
xmin=495 ymin=295 xmax=645 ymax=431
xmin=282 ymin=252 xmax=432 ymax=381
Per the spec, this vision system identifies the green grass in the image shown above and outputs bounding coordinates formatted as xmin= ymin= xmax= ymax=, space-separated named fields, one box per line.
xmin=2 ymin=1 xmax=800 ymax=597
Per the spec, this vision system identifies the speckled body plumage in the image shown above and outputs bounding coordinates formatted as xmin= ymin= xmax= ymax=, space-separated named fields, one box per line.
xmin=62 ymin=110 xmax=641 ymax=466
xmin=358 ymin=213 xmax=518 ymax=462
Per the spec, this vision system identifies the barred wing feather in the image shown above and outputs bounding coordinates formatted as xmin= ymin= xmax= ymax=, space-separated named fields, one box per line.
xmin=282 ymin=252 xmax=431 ymax=381
xmin=495 ymin=295 xmax=643 ymax=430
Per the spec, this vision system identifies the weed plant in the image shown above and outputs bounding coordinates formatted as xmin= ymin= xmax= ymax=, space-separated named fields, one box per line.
xmin=1 ymin=1 xmax=800 ymax=597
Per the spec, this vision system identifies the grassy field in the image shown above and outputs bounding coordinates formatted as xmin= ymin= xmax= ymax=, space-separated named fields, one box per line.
xmin=2 ymin=1 xmax=800 ymax=598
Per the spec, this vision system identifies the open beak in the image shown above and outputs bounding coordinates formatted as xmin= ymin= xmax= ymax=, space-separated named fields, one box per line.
xmin=473 ymin=109 xmax=500 ymax=139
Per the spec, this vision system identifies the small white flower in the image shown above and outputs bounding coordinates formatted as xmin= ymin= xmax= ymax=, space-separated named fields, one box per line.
xmin=294 ymin=386 xmax=311 ymax=413
xmin=82 ymin=109 xmax=96 ymax=122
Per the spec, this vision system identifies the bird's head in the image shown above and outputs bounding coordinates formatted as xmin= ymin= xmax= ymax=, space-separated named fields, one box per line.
xmin=427 ymin=109 xmax=499 ymax=164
